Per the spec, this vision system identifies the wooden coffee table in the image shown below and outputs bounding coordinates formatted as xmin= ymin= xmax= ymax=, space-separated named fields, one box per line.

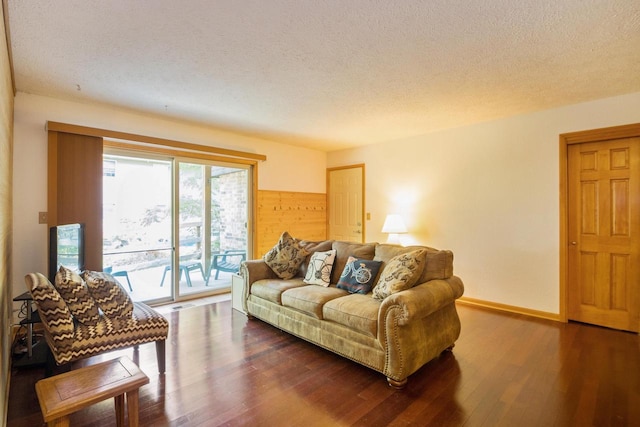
xmin=36 ymin=356 xmax=149 ymax=427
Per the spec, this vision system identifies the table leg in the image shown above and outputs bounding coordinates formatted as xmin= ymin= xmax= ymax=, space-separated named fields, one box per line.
xmin=114 ymin=394 xmax=125 ymax=427
xmin=48 ymin=416 xmax=70 ymax=427
xmin=126 ymin=389 xmax=140 ymax=427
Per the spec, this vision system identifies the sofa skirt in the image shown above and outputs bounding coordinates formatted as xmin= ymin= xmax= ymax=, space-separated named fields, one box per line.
xmin=248 ymin=295 xmax=385 ymax=374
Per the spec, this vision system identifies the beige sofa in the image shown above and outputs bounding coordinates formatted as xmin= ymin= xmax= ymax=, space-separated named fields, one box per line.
xmin=241 ymin=239 xmax=464 ymax=388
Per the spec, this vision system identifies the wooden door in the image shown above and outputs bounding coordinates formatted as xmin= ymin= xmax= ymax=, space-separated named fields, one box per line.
xmin=327 ymin=165 xmax=364 ymax=242
xmin=567 ymin=137 xmax=640 ymax=332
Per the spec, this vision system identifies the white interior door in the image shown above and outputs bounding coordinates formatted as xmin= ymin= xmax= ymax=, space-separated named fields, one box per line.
xmin=328 ymin=165 xmax=364 ymax=242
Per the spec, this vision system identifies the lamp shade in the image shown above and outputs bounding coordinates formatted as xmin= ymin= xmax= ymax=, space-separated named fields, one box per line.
xmin=381 ymin=214 xmax=407 ymax=234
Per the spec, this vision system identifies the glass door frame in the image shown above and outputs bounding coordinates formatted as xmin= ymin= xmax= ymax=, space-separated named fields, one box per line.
xmin=103 ymin=143 xmax=255 ymax=306
xmin=172 ymin=157 xmax=253 ymax=301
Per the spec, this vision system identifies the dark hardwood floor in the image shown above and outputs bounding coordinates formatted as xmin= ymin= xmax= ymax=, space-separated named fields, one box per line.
xmin=7 ymin=301 xmax=640 ymax=426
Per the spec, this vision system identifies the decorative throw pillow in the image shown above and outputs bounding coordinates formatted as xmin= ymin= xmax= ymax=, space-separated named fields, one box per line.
xmin=27 ymin=272 xmax=75 ymax=355
xmin=336 ymin=256 xmax=382 ymax=294
xmin=303 ymin=249 xmax=337 ymax=286
xmin=83 ymin=270 xmax=134 ymax=319
xmin=53 ymin=265 xmax=100 ymax=326
xmin=373 ymin=249 xmax=427 ymax=300
xmin=263 ymin=231 xmax=310 ymax=279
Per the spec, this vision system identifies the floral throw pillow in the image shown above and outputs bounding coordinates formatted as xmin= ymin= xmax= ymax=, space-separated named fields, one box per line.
xmin=53 ymin=265 xmax=100 ymax=326
xmin=373 ymin=249 xmax=427 ymax=300
xmin=83 ymin=270 xmax=134 ymax=319
xmin=336 ymin=256 xmax=382 ymax=294
xmin=303 ymin=249 xmax=337 ymax=286
xmin=263 ymin=231 xmax=310 ymax=279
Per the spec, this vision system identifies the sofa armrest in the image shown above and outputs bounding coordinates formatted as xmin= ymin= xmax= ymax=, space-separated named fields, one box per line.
xmin=378 ymin=275 xmax=464 ymax=327
xmin=240 ymin=259 xmax=278 ymax=284
xmin=239 ymin=259 xmax=278 ymax=311
xmin=378 ymin=275 xmax=464 ymax=382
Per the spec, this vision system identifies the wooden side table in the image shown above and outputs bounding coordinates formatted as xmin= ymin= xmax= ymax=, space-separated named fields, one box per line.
xmin=36 ymin=356 xmax=149 ymax=427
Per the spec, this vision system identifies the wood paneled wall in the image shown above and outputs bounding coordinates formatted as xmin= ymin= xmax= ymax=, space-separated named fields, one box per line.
xmin=256 ymin=190 xmax=327 ymax=257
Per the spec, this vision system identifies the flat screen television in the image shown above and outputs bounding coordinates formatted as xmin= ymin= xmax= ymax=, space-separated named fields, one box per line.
xmin=49 ymin=223 xmax=85 ymax=282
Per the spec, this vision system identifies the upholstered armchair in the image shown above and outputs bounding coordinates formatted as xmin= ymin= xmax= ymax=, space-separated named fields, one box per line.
xmin=25 ymin=270 xmax=169 ymax=375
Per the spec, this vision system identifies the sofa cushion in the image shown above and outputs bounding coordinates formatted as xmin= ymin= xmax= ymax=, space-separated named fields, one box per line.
xmin=373 ymin=249 xmax=427 ymax=300
xmin=82 ymin=270 xmax=134 ymax=319
xmin=69 ymin=302 xmax=169 ymax=364
xmin=281 ymin=285 xmax=348 ymax=319
xmin=250 ymin=278 xmax=306 ymax=304
xmin=374 ymin=244 xmax=453 ymax=282
xmin=323 ymin=294 xmax=380 ymax=337
xmin=303 ymin=249 xmax=337 ymax=287
xmin=263 ymin=231 xmax=310 ymax=279
xmin=53 ymin=265 xmax=100 ymax=326
xmin=331 ymin=241 xmax=376 ymax=284
xmin=336 ymin=256 xmax=382 ymax=294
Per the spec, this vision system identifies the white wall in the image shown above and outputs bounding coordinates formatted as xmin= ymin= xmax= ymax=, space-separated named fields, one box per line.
xmin=11 ymin=92 xmax=327 ymax=316
xmin=328 ymin=92 xmax=640 ymax=314
xmin=13 ymin=90 xmax=640 ymax=316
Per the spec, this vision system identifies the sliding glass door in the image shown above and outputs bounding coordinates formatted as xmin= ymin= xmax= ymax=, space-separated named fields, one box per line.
xmin=103 ymin=151 xmax=251 ymax=303
xmin=103 ymin=154 xmax=173 ymax=301
xmin=177 ymin=161 xmax=249 ymax=297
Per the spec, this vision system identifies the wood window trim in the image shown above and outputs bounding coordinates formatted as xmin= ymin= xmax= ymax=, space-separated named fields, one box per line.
xmin=47 ymin=121 xmax=262 ymax=261
xmin=46 ymin=121 xmax=267 ymax=162
xmin=103 ymin=140 xmax=258 ymax=167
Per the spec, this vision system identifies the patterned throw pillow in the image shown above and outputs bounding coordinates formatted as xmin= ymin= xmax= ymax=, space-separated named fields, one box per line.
xmin=263 ymin=231 xmax=310 ymax=279
xmin=83 ymin=270 xmax=134 ymax=319
xmin=53 ymin=265 xmax=100 ymax=326
xmin=373 ymin=249 xmax=427 ymax=300
xmin=26 ymin=272 xmax=75 ymax=355
xmin=336 ymin=256 xmax=382 ymax=294
xmin=303 ymin=249 xmax=337 ymax=286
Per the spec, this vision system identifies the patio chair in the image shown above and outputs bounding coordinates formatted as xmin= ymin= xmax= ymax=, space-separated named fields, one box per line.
xmin=160 ymin=262 xmax=205 ymax=287
xmin=104 ymin=266 xmax=133 ymax=292
xmin=206 ymin=250 xmax=246 ymax=284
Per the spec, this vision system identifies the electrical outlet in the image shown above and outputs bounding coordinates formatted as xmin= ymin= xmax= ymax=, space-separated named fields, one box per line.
xmin=38 ymin=212 xmax=48 ymax=224
xmin=366 ymin=212 xmax=371 ymax=220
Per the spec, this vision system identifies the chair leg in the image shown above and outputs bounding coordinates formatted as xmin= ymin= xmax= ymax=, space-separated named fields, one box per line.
xmin=45 ymin=347 xmax=70 ymax=378
xmin=44 ymin=345 xmax=55 ymax=378
xmin=160 ymin=266 xmax=169 ymax=287
xmin=124 ymin=274 xmax=133 ymax=292
xmin=184 ymin=268 xmax=192 ymax=287
xmin=155 ymin=340 xmax=166 ymax=374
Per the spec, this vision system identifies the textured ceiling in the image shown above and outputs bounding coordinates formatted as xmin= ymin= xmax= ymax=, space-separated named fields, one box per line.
xmin=7 ymin=0 xmax=640 ymax=151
